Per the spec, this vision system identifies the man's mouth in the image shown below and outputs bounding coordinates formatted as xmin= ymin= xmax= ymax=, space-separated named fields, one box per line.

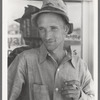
xmin=46 ymin=40 xmax=55 ymax=44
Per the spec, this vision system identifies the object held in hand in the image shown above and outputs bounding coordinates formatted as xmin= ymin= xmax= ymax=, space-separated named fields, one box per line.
xmin=72 ymin=84 xmax=78 ymax=89
xmin=64 ymin=82 xmax=78 ymax=89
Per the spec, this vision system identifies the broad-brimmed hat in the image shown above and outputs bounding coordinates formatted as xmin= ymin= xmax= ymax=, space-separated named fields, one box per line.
xmin=31 ymin=0 xmax=73 ymax=34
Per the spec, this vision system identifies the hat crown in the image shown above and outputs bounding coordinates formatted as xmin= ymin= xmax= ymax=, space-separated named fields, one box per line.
xmin=42 ymin=0 xmax=67 ymax=13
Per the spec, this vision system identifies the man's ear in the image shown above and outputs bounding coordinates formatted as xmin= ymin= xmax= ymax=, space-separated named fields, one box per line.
xmin=64 ymin=25 xmax=69 ymax=36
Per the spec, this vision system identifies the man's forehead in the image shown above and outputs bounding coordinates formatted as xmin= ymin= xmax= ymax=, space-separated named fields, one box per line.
xmin=38 ymin=12 xmax=59 ymax=18
xmin=37 ymin=12 xmax=65 ymax=24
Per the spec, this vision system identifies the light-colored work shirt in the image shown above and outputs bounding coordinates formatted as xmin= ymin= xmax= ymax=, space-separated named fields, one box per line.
xmin=8 ymin=44 xmax=94 ymax=100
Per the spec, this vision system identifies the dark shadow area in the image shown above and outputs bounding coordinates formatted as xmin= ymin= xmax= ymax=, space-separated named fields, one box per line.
xmin=0 ymin=0 xmax=2 ymax=99
xmin=98 ymin=0 xmax=100 ymax=99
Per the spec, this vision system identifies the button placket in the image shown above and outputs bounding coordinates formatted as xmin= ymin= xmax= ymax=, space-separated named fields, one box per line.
xmin=53 ymin=64 xmax=64 ymax=100
xmin=54 ymin=65 xmax=62 ymax=88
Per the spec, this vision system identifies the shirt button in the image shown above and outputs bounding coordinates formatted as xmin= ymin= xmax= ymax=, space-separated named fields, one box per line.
xmin=57 ymin=68 xmax=60 ymax=72
xmin=55 ymin=88 xmax=59 ymax=92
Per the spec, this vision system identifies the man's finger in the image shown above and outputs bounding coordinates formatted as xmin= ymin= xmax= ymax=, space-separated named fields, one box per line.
xmin=65 ymin=93 xmax=80 ymax=99
xmin=62 ymin=85 xmax=76 ymax=90
xmin=61 ymin=89 xmax=81 ymax=99
xmin=66 ymin=80 xmax=80 ymax=86
xmin=61 ymin=89 xmax=78 ymax=95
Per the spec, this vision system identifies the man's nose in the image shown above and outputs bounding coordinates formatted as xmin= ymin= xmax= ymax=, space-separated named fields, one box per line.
xmin=45 ymin=30 xmax=53 ymax=40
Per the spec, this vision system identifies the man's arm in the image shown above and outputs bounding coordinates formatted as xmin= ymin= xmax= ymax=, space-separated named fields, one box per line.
xmin=79 ymin=59 xmax=95 ymax=100
xmin=60 ymin=58 xmax=95 ymax=100
xmin=8 ymin=54 xmax=26 ymax=100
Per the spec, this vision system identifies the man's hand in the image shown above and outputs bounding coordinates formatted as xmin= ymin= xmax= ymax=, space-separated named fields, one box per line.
xmin=60 ymin=80 xmax=81 ymax=100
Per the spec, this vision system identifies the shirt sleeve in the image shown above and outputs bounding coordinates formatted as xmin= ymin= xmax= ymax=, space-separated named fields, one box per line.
xmin=79 ymin=59 xmax=95 ymax=100
xmin=8 ymin=53 xmax=26 ymax=100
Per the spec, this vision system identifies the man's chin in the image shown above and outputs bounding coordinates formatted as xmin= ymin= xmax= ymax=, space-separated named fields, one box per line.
xmin=45 ymin=44 xmax=56 ymax=51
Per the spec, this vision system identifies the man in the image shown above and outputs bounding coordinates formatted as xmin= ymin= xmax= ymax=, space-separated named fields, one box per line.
xmin=8 ymin=0 xmax=94 ymax=100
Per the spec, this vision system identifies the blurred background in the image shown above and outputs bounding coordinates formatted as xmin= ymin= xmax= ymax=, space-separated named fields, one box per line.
xmin=7 ymin=0 xmax=94 ymax=78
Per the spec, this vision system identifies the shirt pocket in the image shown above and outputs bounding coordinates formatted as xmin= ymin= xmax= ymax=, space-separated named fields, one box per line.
xmin=33 ymin=84 xmax=50 ymax=100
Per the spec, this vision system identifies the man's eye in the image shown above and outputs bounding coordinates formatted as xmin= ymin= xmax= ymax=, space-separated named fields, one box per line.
xmin=39 ymin=28 xmax=45 ymax=32
xmin=51 ymin=26 xmax=58 ymax=30
xmin=39 ymin=28 xmax=43 ymax=31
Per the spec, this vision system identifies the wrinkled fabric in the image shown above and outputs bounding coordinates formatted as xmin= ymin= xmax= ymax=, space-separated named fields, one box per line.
xmin=8 ymin=44 xmax=94 ymax=100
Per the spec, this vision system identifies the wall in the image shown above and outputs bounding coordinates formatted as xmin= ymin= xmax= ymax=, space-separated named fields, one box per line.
xmin=82 ymin=1 xmax=94 ymax=77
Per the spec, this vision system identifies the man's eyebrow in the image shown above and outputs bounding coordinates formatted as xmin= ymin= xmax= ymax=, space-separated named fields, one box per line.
xmin=38 ymin=26 xmax=44 ymax=29
xmin=50 ymin=26 xmax=58 ymax=28
xmin=45 ymin=3 xmax=54 ymax=6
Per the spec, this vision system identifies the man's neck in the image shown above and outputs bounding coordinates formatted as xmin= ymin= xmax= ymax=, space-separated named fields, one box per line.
xmin=49 ymin=46 xmax=66 ymax=65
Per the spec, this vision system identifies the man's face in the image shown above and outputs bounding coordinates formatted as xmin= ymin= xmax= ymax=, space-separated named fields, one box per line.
xmin=37 ymin=13 xmax=69 ymax=51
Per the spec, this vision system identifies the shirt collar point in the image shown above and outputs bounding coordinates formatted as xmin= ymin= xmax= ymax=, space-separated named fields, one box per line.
xmin=71 ymin=55 xmax=78 ymax=69
xmin=39 ymin=44 xmax=47 ymax=63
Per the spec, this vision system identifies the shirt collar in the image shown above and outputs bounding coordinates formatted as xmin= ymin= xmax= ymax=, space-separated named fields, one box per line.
xmin=39 ymin=44 xmax=77 ymax=69
xmin=39 ymin=44 xmax=48 ymax=63
xmin=70 ymin=56 xmax=77 ymax=69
